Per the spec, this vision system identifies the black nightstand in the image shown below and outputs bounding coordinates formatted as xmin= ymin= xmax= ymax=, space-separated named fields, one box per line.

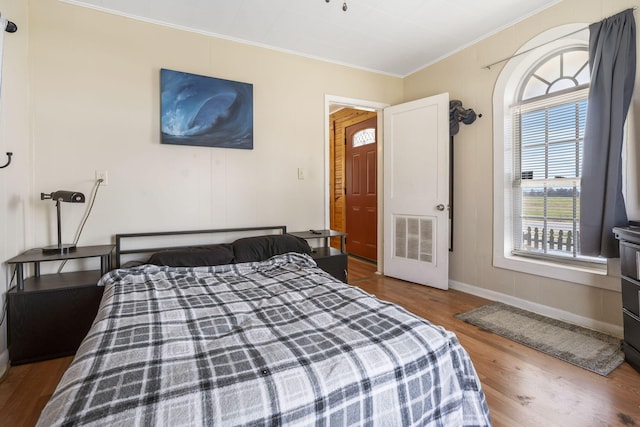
xmin=289 ymin=230 xmax=348 ymax=282
xmin=6 ymin=245 xmax=113 ymax=365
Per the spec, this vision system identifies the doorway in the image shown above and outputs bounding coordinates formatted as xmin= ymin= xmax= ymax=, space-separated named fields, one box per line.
xmin=328 ymin=107 xmax=378 ymax=264
xmin=325 ymin=93 xmax=450 ymax=289
xmin=345 ymin=117 xmax=378 ymax=261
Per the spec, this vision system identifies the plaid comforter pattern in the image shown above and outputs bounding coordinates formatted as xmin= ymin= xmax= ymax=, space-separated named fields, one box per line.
xmin=37 ymin=253 xmax=491 ymax=426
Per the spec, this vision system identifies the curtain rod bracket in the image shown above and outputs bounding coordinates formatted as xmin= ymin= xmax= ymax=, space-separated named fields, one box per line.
xmin=0 ymin=152 xmax=13 ymax=169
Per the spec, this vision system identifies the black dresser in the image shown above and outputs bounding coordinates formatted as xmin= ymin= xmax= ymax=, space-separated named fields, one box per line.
xmin=613 ymin=226 xmax=640 ymax=373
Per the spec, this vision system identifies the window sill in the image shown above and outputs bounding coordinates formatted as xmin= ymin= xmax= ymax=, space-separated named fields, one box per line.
xmin=493 ymin=251 xmax=620 ymax=292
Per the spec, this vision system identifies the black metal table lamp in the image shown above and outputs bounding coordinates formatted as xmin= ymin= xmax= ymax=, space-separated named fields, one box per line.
xmin=41 ymin=191 xmax=85 ymax=254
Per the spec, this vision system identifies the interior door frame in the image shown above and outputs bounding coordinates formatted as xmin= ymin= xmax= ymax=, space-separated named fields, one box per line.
xmin=324 ymin=95 xmax=389 ymax=272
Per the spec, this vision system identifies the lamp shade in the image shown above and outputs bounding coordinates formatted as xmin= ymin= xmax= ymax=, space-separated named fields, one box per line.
xmin=41 ymin=190 xmax=86 ymax=254
xmin=41 ymin=191 xmax=85 ymax=203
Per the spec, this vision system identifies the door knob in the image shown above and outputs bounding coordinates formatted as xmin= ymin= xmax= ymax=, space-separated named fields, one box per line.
xmin=436 ymin=204 xmax=446 ymax=211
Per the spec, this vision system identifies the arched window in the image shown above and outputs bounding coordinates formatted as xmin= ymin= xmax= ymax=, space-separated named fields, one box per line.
xmin=352 ymin=128 xmax=376 ymax=147
xmin=512 ymin=47 xmax=591 ymax=261
xmin=520 ymin=48 xmax=590 ymax=100
xmin=493 ymin=24 xmax=610 ymax=287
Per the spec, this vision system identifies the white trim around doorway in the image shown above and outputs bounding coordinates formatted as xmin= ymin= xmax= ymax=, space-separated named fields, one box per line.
xmin=324 ymin=95 xmax=389 ymax=273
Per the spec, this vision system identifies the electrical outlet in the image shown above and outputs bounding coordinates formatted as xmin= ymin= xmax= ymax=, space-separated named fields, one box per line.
xmin=95 ymin=170 xmax=108 ymax=185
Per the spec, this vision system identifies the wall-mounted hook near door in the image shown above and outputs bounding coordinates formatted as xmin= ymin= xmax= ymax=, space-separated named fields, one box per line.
xmin=5 ymin=20 xmax=17 ymax=33
xmin=0 ymin=152 xmax=13 ymax=169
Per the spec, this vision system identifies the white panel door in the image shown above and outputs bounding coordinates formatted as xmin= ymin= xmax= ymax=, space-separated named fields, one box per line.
xmin=383 ymin=93 xmax=449 ymax=289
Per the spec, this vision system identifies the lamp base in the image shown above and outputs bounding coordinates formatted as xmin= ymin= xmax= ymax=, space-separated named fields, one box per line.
xmin=42 ymin=244 xmax=77 ymax=255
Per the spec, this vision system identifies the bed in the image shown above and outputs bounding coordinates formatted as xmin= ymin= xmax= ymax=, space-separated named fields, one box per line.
xmin=37 ymin=226 xmax=491 ymax=426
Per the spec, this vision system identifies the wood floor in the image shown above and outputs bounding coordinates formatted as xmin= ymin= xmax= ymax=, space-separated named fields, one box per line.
xmin=1 ymin=257 xmax=639 ymax=426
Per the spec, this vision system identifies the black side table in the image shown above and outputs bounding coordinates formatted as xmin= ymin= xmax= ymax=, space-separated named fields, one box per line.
xmin=7 ymin=244 xmax=113 ymax=291
xmin=289 ymin=230 xmax=348 ymax=282
xmin=6 ymin=245 xmax=114 ymax=364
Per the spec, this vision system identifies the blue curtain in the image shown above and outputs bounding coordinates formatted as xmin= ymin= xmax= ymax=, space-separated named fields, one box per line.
xmin=580 ymin=9 xmax=636 ymax=258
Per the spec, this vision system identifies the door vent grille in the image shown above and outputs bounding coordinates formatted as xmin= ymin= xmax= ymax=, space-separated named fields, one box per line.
xmin=394 ymin=215 xmax=434 ymax=263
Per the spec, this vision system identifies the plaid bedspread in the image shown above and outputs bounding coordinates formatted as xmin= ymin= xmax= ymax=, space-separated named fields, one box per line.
xmin=37 ymin=253 xmax=491 ymax=426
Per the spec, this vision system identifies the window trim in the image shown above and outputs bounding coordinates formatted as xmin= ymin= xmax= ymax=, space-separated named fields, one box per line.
xmin=492 ymin=23 xmax=619 ymax=291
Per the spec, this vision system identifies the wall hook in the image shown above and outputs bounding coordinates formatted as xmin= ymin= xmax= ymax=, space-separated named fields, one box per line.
xmin=0 ymin=152 xmax=13 ymax=169
xmin=5 ymin=20 xmax=17 ymax=33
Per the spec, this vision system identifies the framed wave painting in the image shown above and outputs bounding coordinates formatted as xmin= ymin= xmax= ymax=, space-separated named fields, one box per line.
xmin=160 ymin=69 xmax=253 ymax=149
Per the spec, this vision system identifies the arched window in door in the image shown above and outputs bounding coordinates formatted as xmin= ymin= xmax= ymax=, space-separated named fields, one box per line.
xmin=352 ymin=128 xmax=376 ymax=147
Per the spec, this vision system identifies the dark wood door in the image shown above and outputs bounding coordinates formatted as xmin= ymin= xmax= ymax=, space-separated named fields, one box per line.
xmin=346 ymin=117 xmax=377 ymax=261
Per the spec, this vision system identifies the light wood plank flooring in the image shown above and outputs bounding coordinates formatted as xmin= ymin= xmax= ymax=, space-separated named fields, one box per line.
xmin=1 ymin=257 xmax=639 ymax=426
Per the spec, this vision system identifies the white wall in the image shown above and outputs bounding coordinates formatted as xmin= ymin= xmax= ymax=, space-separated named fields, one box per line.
xmin=0 ymin=0 xmax=30 ymax=376
xmin=403 ymin=0 xmax=640 ymax=334
xmin=0 ymin=0 xmax=402 ymax=366
xmin=26 ymin=0 xmax=402 ymax=265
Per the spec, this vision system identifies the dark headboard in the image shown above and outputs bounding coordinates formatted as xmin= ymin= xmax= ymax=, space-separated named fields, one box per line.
xmin=114 ymin=225 xmax=287 ymax=268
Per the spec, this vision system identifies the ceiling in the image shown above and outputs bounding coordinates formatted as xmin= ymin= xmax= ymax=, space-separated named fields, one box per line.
xmin=63 ymin=0 xmax=562 ymax=77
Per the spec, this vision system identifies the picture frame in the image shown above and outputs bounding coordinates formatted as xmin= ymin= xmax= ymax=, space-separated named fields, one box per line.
xmin=160 ymin=69 xmax=253 ymax=150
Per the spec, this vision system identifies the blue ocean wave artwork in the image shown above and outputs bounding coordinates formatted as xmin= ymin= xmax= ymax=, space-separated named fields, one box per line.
xmin=161 ymin=69 xmax=253 ymax=149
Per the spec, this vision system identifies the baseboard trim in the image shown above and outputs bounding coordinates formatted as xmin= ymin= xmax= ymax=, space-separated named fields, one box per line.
xmin=0 ymin=349 xmax=9 ymax=382
xmin=449 ymin=279 xmax=624 ymax=338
